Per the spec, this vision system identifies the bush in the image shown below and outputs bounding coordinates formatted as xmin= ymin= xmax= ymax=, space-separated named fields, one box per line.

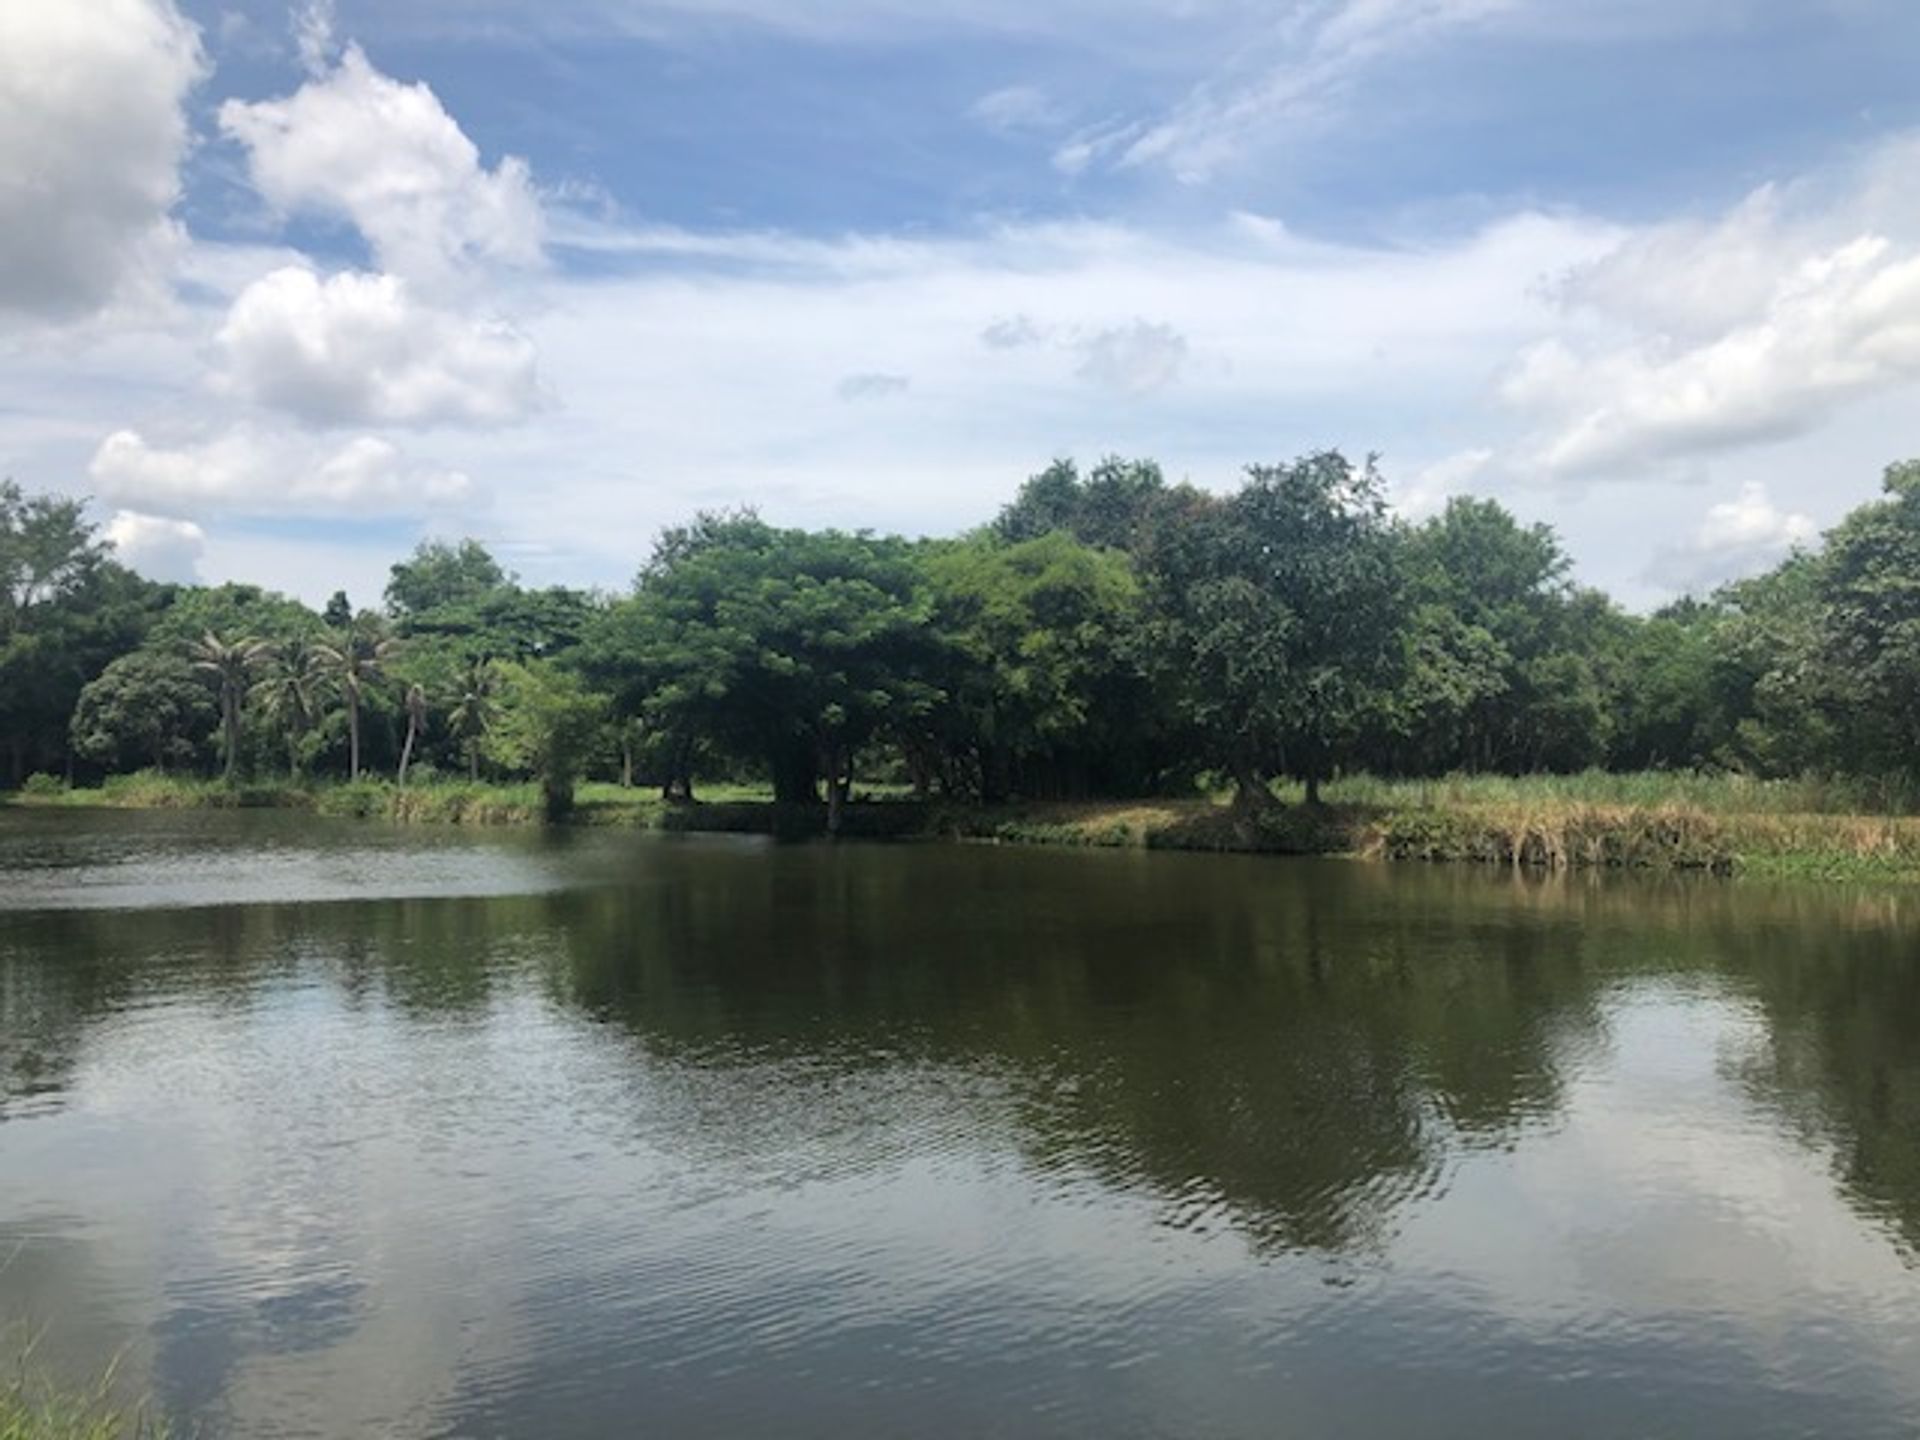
xmin=20 ymin=773 xmax=67 ymax=798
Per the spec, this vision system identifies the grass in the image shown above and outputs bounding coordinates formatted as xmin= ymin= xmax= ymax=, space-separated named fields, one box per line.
xmin=11 ymin=768 xmax=1920 ymax=884
xmin=0 ymin=1352 xmax=163 ymax=1440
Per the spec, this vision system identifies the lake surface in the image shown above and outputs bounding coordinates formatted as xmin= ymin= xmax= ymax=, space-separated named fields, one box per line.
xmin=2 ymin=809 xmax=1918 ymax=1438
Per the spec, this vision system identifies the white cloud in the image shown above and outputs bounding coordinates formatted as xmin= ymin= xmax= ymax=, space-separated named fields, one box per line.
xmin=214 ymin=266 xmax=542 ymax=428
xmin=1119 ymin=0 xmax=1523 ymax=182
xmin=89 ymin=427 xmax=475 ymax=517
xmin=0 ymin=0 xmax=204 ymax=322
xmin=969 ymin=85 xmax=1062 ymax=134
xmin=294 ymin=0 xmax=339 ymax=75
xmin=1645 ymin=482 xmax=1818 ymax=594
xmin=1508 ymin=222 xmax=1920 ymax=477
xmin=218 ymin=44 xmax=543 ymax=286
xmin=1395 ymin=447 xmax=1495 ymax=520
xmin=105 ymin=509 xmax=206 ymax=583
xmin=1074 ymin=320 xmax=1189 ymax=395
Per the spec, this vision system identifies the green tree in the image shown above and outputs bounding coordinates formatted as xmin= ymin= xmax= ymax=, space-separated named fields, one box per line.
xmin=191 ymin=631 xmax=270 ymax=782
xmin=609 ymin=515 xmax=942 ymax=825
xmin=317 ymin=617 xmax=398 ymax=781
xmin=1150 ymin=453 xmax=1404 ymax=806
xmin=397 ymin=682 xmax=429 ymax=786
xmin=920 ymin=532 xmax=1153 ymax=798
xmin=1 ymin=481 xmax=157 ymax=784
xmin=385 ymin=538 xmax=511 ymax=620
xmin=1818 ymin=460 xmax=1920 ymax=773
xmin=484 ymin=660 xmax=607 ymax=818
xmin=446 ymin=659 xmax=500 ymax=781
xmin=70 ymin=651 xmax=217 ymax=774
xmin=252 ymin=635 xmax=333 ymax=780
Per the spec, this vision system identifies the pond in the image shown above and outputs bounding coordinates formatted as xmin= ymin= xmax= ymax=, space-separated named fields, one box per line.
xmin=2 ymin=809 xmax=1918 ymax=1438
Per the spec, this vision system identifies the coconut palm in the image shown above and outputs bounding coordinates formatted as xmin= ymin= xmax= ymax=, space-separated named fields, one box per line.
xmin=446 ymin=659 xmax=499 ymax=782
xmin=317 ymin=618 xmax=398 ymax=782
xmin=190 ymin=630 xmax=270 ymax=782
xmin=397 ymin=681 xmax=429 ymax=787
xmin=252 ymin=636 xmax=332 ymax=780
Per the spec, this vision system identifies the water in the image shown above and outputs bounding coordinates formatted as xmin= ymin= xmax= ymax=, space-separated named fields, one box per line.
xmin=2 ymin=809 xmax=1918 ymax=1438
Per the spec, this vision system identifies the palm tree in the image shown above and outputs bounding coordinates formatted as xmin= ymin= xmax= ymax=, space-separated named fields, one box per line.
xmin=191 ymin=631 xmax=270 ymax=783
xmin=252 ymin=636 xmax=331 ymax=780
xmin=317 ymin=618 xmax=398 ymax=782
xmin=446 ymin=659 xmax=499 ymax=782
xmin=397 ymin=681 xmax=429 ymax=787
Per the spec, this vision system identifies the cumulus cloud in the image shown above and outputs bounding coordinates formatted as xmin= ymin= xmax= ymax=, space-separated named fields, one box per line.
xmin=90 ymin=428 xmax=475 ymax=517
xmin=0 ymin=0 xmax=205 ymax=322
xmin=218 ymin=44 xmax=543 ymax=286
xmin=1508 ymin=231 xmax=1920 ymax=477
xmin=1074 ymin=320 xmax=1188 ymax=395
xmin=105 ymin=509 xmax=206 ymax=583
xmin=214 ymin=266 xmax=542 ymax=428
xmin=835 ymin=373 xmax=910 ymax=401
xmin=1644 ymin=482 xmax=1817 ymax=592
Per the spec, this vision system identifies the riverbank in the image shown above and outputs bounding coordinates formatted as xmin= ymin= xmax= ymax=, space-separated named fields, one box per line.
xmin=10 ymin=770 xmax=1920 ymax=884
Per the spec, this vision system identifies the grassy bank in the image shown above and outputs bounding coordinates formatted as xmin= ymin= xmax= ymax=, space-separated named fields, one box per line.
xmin=10 ymin=770 xmax=1920 ymax=884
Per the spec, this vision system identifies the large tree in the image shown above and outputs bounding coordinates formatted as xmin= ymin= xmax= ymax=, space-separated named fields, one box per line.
xmin=919 ymin=531 xmax=1155 ymax=799
xmin=70 ymin=651 xmax=217 ymax=775
xmin=609 ymin=514 xmax=941 ymax=826
xmin=1149 ymin=452 xmax=1405 ymax=806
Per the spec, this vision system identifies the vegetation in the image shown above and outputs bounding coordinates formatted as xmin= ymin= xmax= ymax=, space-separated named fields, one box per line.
xmin=7 ymin=454 xmax=1920 ymax=877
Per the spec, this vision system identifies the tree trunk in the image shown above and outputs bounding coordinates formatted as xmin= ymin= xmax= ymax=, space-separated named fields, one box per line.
xmin=468 ymin=742 xmax=480 ymax=782
xmin=1229 ymin=749 xmax=1267 ymax=811
xmin=222 ymin=693 xmax=239 ymax=783
xmin=1304 ymin=771 xmax=1323 ymax=808
xmin=824 ymin=743 xmax=852 ymax=838
xmin=288 ymin=734 xmax=300 ymax=781
xmin=770 ymin=737 xmax=819 ymax=806
xmin=398 ymin=716 xmax=418 ymax=787
xmin=348 ymin=699 xmax=361 ymax=782
xmin=620 ymin=734 xmax=634 ymax=789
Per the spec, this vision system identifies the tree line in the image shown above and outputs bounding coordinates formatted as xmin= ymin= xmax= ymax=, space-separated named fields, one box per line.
xmin=4 ymin=454 xmax=1919 ymax=820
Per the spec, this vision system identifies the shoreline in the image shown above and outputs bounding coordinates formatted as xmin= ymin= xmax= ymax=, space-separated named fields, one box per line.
xmin=10 ymin=778 xmax=1920 ymax=886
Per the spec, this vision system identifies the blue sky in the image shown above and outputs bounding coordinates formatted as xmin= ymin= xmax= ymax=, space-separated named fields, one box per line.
xmin=6 ymin=0 xmax=1920 ymax=607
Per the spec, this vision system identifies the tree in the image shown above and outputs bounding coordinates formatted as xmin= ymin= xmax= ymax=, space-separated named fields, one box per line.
xmin=70 ymin=651 xmax=217 ymax=775
xmin=317 ymin=617 xmax=398 ymax=782
xmin=446 ymin=659 xmax=500 ymax=782
xmin=191 ymin=631 xmax=270 ymax=782
xmin=252 ymin=636 xmax=333 ymax=780
xmin=1 ymin=481 xmax=154 ymax=785
xmin=1818 ymin=460 xmax=1920 ymax=773
xmin=484 ymin=660 xmax=607 ymax=818
xmin=385 ymin=539 xmax=511 ymax=621
xmin=608 ymin=515 xmax=942 ymax=827
xmin=1150 ymin=453 xmax=1404 ymax=806
xmin=397 ymin=682 xmax=429 ymax=786
xmin=920 ymin=532 xmax=1154 ymax=798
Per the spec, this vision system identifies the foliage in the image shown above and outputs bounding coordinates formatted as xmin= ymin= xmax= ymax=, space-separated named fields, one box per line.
xmin=70 ymin=652 xmax=216 ymax=775
xmin=11 ymin=449 xmax=1920 ymax=815
xmin=482 ymin=660 xmax=608 ymax=818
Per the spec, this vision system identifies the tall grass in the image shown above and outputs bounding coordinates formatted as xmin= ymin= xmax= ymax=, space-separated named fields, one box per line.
xmin=1277 ymin=769 xmax=1920 ymax=817
xmin=0 ymin=1355 xmax=163 ymax=1440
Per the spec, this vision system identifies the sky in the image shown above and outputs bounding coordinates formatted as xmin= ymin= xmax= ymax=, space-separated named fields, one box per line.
xmin=5 ymin=0 xmax=1920 ymax=609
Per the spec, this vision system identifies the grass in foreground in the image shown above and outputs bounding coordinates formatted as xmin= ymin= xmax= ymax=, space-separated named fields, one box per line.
xmin=1 ymin=1359 xmax=162 ymax=1440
